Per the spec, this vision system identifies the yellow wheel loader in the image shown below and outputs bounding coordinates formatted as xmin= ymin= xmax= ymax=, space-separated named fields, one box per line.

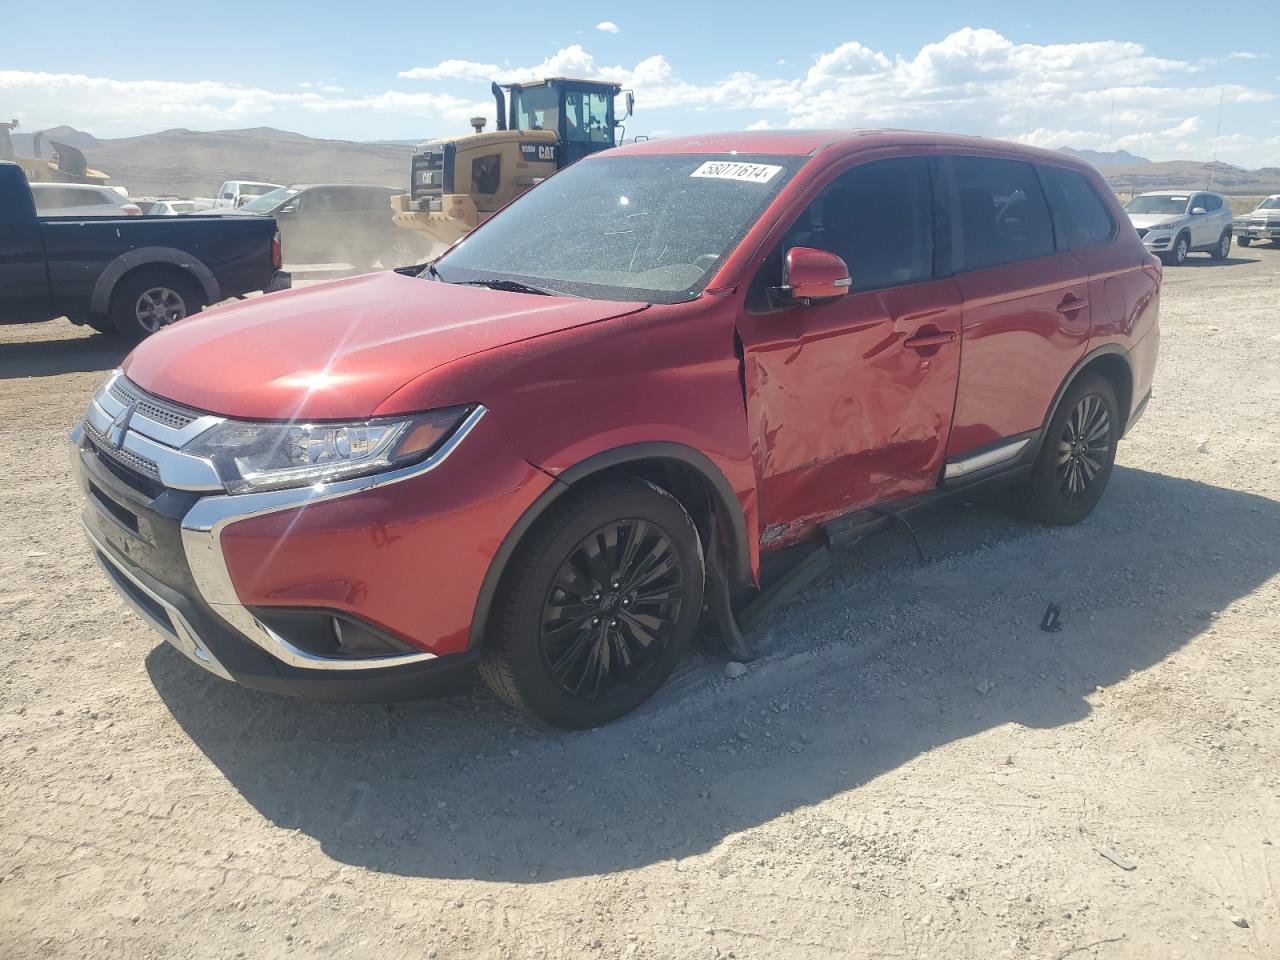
xmin=391 ymin=78 xmax=633 ymax=248
xmin=0 ymin=120 xmax=110 ymax=186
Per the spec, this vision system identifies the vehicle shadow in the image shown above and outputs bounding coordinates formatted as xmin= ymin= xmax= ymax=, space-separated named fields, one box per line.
xmin=0 ymin=331 xmax=127 ymax=379
xmin=148 ymin=467 xmax=1280 ymax=882
xmin=1174 ymin=255 xmax=1258 ymax=267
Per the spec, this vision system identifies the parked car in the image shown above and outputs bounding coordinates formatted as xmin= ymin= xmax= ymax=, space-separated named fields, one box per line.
xmin=1123 ymin=190 xmax=1233 ymax=264
xmin=212 ymin=180 xmax=283 ymax=209
xmin=29 ymin=182 xmax=141 ymax=217
xmin=148 ymin=200 xmax=200 ymax=216
xmin=231 ymin=184 xmax=431 ymax=268
xmin=1 ymin=161 xmax=290 ymax=341
xmin=1233 ymin=194 xmax=1280 ymax=247
xmin=72 ymin=131 xmax=1160 ymax=728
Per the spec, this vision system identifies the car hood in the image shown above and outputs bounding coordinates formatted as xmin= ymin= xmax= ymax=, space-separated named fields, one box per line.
xmin=123 ymin=271 xmax=648 ymax=420
xmin=1127 ymin=213 xmax=1184 ymax=230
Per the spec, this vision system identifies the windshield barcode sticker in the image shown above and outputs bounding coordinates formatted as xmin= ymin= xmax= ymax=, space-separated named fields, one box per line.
xmin=690 ymin=161 xmax=783 ymax=183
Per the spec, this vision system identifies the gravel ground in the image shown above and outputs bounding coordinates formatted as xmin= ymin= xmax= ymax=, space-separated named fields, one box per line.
xmin=1 ymin=246 xmax=1278 ymax=959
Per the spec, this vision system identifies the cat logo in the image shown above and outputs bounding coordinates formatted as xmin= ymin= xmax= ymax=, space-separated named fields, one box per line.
xmin=519 ymin=143 xmax=558 ymax=163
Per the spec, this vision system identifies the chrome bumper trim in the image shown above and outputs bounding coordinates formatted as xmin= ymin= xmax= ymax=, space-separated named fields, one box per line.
xmin=82 ymin=520 xmax=234 ymax=682
xmin=944 ymin=437 xmax=1031 ymax=480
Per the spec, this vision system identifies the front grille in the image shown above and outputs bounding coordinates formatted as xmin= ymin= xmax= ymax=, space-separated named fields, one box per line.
xmin=83 ymin=418 xmax=162 ymax=482
xmin=109 ymin=377 xmax=197 ymax=430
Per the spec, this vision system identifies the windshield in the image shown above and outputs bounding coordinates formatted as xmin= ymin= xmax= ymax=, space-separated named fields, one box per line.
xmin=1257 ymin=197 xmax=1280 ymax=211
xmin=1125 ymin=195 xmax=1188 ymax=215
xmin=435 ymin=154 xmax=803 ymax=303
xmin=239 ymin=187 xmax=298 ymax=213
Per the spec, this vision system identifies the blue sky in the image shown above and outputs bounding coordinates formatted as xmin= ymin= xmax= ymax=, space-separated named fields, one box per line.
xmin=4 ymin=0 xmax=1277 ymax=166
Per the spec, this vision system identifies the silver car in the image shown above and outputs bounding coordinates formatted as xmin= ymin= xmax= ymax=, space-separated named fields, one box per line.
xmin=1124 ymin=191 xmax=1234 ymax=264
xmin=1233 ymin=195 xmax=1280 ymax=247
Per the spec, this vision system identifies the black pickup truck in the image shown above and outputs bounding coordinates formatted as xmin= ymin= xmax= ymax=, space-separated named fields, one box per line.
xmin=0 ymin=161 xmax=290 ymax=342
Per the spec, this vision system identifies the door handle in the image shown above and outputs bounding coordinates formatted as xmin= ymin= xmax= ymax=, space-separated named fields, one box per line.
xmin=903 ymin=330 xmax=957 ymax=350
xmin=1056 ymin=295 xmax=1089 ymax=315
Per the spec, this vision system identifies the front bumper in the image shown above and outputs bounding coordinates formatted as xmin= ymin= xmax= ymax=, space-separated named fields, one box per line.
xmin=73 ymin=422 xmax=481 ymax=700
xmin=70 ymin=375 xmax=553 ymax=700
xmin=1138 ymin=231 xmax=1174 ymax=252
xmin=1233 ymin=222 xmax=1280 ymax=240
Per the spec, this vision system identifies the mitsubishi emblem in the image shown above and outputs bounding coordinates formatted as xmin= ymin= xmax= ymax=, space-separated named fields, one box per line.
xmin=108 ymin=402 xmax=136 ymax=450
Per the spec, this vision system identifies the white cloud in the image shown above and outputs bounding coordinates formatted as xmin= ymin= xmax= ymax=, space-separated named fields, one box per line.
xmin=1227 ymin=51 xmax=1267 ymax=60
xmin=5 ymin=29 xmax=1278 ymax=168
xmin=596 ymin=20 xmax=620 ymax=34
xmin=0 ymin=69 xmax=486 ymax=134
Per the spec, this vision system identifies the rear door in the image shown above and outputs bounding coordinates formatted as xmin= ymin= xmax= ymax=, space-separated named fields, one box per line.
xmin=737 ymin=154 xmax=963 ymax=539
xmin=943 ymin=154 xmax=1091 ymax=461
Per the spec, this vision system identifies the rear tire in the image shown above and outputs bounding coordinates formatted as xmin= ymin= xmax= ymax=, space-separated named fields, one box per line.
xmin=84 ymin=315 xmax=117 ymax=335
xmin=109 ymin=270 xmax=203 ymax=344
xmin=1211 ymin=229 xmax=1231 ymax=260
xmin=1024 ymin=374 xmax=1120 ymax=526
xmin=479 ymin=478 xmax=705 ymax=729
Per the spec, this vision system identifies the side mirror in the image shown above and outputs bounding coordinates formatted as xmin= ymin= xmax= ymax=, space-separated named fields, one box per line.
xmin=625 ymin=90 xmax=635 ymax=119
xmin=1191 ymin=207 xmax=1207 ymax=216
xmin=771 ymin=247 xmax=852 ymax=306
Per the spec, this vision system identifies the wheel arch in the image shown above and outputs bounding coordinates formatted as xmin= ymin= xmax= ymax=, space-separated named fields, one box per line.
xmin=467 ymin=442 xmax=752 ymax=651
xmin=1039 ymin=345 xmax=1135 ymax=453
xmin=90 ymin=247 xmax=220 ymax=316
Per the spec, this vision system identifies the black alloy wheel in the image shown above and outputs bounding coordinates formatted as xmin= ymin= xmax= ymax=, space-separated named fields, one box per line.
xmin=480 ymin=478 xmax=705 ymax=729
xmin=1056 ymin=394 xmax=1112 ymax=505
xmin=1024 ymin=373 xmax=1120 ymax=525
xmin=539 ymin=518 xmax=684 ymax=701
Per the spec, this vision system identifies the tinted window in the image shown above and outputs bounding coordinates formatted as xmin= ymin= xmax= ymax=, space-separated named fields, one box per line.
xmin=778 ymin=156 xmax=934 ymax=293
xmin=1039 ymin=165 xmax=1115 ymax=249
xmin=952 ymin=156 xmax=1055 ymax=270
xmin=1204 ymin=194 xmax=1223 ymax=212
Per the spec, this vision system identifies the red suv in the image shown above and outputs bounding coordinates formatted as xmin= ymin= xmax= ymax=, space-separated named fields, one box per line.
xmin=73 ymin=131 xmax=1160 ymax=728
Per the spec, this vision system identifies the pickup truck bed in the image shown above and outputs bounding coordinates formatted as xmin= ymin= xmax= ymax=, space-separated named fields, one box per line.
xmin=0 ymin=161 xmax=290 ymax=341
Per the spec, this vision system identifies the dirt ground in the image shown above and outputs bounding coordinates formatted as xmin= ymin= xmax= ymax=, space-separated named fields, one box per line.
xmin=1 ymin=245 xmax=1277 ymax=960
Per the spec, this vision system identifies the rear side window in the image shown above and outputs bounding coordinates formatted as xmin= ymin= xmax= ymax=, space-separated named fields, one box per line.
xmin=1205 ymin=194 xmax=1223 ymax=212
xmin=781 ymin=156 xmax=934 ymax=293
xmin=1038 ymin=165 xmax=1116 ymax=250
xmin=952 ymin=156 xmax=1055 ymax=270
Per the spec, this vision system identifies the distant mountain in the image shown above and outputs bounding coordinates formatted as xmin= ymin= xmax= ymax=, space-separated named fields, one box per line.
xmin=1101 ymin=159 xmax=1280 ymax=196
xmin=10 ymin=124 xmax=101 ymax=157
xmin=11 ymin=126 xmax=418 ymax=197
xmin=1060 ymin=147 xmax=1151 ymax=167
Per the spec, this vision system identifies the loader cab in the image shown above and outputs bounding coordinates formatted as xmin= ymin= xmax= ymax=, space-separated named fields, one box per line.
xmin=501 ymin=78 xmax=626 ymax=165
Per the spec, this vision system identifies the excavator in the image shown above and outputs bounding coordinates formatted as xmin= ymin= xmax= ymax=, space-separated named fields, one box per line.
xmin=0 ymin=119 xmax=110 ymax=185
xmin=391 ymin=77 xmax=633 ymax=248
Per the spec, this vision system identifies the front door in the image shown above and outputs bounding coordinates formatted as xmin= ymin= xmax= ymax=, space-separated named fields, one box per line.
xmin=737 ymin=155 xmax=963 ymax=544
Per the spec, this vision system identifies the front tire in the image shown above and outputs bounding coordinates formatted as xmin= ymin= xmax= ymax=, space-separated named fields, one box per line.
xmin=480 ymin=478 xmax=705 ymax=729
xmin=109 ymin=270 xmax=203 ymax=344
xmin=1238 ymin=236 xmax=1252 ymax=248
xmin=1024 ymin=374 xmax=1120 ymax=526
xmin=1211 ymin=229 xmax=1232 ymax=260
xmin=1161 ymin=232 xmax=1190 ymax=266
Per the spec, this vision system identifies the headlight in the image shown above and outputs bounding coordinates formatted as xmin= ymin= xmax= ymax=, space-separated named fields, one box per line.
xmin=184 ymin=406 xmax=474 ymax=493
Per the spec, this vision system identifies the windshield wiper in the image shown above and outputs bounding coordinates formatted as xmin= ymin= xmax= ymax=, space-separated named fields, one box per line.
xmin=455 ymin=278 xmax=555 ymax=296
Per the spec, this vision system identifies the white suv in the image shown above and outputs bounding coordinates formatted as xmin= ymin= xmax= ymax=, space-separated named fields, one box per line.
xmin=213 ymin=180 xmax=283 ymax=209
xmin=29 ymin=183 xmax=141 ymax=217
xmin=1123 ymin=191 xmax=1234 ymax=264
